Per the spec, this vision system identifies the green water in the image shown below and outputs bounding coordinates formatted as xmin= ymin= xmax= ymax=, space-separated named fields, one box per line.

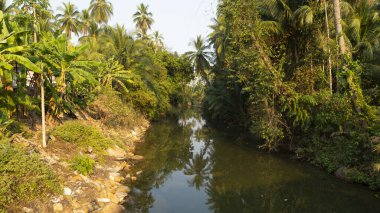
xmin=126 ymin=111 xmax=380 ymax=213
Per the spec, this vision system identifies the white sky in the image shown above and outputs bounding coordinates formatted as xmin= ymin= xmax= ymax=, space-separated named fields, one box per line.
xmin=49 ymin=0 xmax=218 ymax=54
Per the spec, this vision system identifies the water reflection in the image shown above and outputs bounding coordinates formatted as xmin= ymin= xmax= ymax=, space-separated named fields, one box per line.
xmin=126 ymin=111 xmax=380 ymax=213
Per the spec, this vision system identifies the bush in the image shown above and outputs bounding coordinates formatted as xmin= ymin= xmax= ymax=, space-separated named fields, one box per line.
xmin=51 ymin=121 xmax=111 ymax=153
xmin=0 ymin=143 xmax=61 ymax=208
xmin=89 ymin=89 xmax=144 ymax=129
xmin=71 ymin=155 xmax=95 ymax=175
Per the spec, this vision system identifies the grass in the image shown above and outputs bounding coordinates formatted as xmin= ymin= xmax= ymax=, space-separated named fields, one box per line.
xmin=0 ymin=143 xmax=61 ymax=208
xmin=71 ymin=155 xmax=95 ymax=176
xmin=51 ymin=120 xmax=112 ymax=153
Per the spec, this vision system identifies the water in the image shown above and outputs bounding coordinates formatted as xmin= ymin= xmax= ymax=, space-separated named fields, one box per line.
xmin=126 ymin=111 xmax=380 ymax=213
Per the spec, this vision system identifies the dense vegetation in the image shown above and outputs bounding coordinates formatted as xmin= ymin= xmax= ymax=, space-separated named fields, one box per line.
xmin=1 ymin=0 xmax=380 ymax=210
xmin=202 ymin=0 xmax=380 ymax=189
xmin=0 ymin=0 xmax=193 ymax=209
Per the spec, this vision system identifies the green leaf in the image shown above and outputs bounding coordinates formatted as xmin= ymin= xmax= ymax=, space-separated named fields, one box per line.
xmin=3 ymin=54 xmax=42 ymax=73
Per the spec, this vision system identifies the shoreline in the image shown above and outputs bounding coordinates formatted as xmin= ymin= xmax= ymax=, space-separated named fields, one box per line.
xmin=15 ymin=114 xmax=150 ymax=213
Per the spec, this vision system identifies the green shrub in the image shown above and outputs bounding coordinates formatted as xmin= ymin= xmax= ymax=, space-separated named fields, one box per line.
xmin=51 ymin=121 xmax=111 ymax=153
xmin=71 ymin=155 xmax=95 ymax=175
xmin=0 ymin=143 xmax=61 ymax=208
xmin=89 ymin=89 xmax=144 ymax=129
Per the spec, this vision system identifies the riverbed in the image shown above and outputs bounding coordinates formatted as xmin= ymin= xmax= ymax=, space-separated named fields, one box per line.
xmin=126 ymin=111 xmax=380 ymax=213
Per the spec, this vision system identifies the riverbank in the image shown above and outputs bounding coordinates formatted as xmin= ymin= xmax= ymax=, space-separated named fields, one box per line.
xmin=1 ymin=92 xmax=150 ymax=212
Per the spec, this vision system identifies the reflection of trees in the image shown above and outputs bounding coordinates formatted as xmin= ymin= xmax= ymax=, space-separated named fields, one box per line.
xmin=126 ymin=111 xmax=380 ymax=213
xmin=126 ymin=119 xmax=194 ymax=212
xmin=184 ymin=143 xmax=212 ymax=190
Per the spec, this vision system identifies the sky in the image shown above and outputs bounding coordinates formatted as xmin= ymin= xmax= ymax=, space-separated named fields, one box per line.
xmin=50 ymin=0 xmax=218 ymax=54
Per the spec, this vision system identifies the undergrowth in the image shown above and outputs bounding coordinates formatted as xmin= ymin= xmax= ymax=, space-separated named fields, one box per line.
xmin=51 ymin=120 xmax=112 ymax=153
xmin=89 ymin=89 xmax=145 ymax=129
xmin=71 ymin=155 xmax=95 ymax=176
xmin=0 ymin=143 xmax=61 ymax=209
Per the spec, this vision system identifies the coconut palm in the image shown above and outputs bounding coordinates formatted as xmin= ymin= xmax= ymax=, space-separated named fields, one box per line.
xmin=185 ymin=35 xmax=213 ymax=84
xmin=333 ymin=0 xmax=348 ymax=54
xmin=133 ymin=3 xmax=154 ymax=40
xmin=345 ymin=0 xmax=380 ymax=61
xmin=151 ymin=31 xmax=164 ymax=51
xmin=89 ymin=0 xmax=113 ymax=25
xmin=99 ymin=24 xmax=134 ymax=66
xmin=208 ymin=17 xmax=230 ymax=62
xmin=80 ymin=9 xmax=93 ymax=36
xmin=56 ymin=2 xmax=81 ymax=38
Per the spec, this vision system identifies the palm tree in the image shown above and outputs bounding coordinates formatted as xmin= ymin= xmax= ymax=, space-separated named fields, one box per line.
xmin=151 ymin=31 xmax=164 ymax=51
xmin=185 ymin=35 xmax=213 ymax=84
xmin=345 ymin=0 xmax=380 ymax=61
xmin=0 ymin=0 xmax=13 ymax=13
xmin=208 ymin=17 xmax=230 ymax=62
xmin=333 ymin=0 xmax=348 ymax=55
xmin=56 ymin=2 xmax=81 ymax=38
xmin=99 ymin=24 xmax=134 ymax=66
xmin=89 ymin=0 xmax=113 ymax=25
xmin=133 ymin=3 xmax=154 ymax=40
xmin=80 ymin=9 xmax=93 ymax=36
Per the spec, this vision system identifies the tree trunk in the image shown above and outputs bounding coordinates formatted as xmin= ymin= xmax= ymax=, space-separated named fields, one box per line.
xmin=324 ymin=0 xmax=333 ymax=95
xmin=33 ymin=4 xmax=37 ymax=43
xmin=332 ymin=0 xmax=347 ymax=55
xmin=41 ymin=68 xmax=46 ymax=148
xmin=34 ymin=3 xmax=47 ymax=148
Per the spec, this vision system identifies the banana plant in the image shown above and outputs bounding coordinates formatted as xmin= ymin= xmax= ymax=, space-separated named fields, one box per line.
xmin=0 ymin=11 xmax=41 ymax=119
xmin=34 ymin=33 xmax=98 ymax=116
xmin=97 ymin=57 xmax=135 ymax=94
xmin=0 ymin=11 xmax=41 ymax=88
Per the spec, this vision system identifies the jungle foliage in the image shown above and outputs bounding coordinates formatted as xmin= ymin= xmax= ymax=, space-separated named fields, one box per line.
xmin=203 ymin=0 xmax=380 ymax=189
xmin=0 ymin=0 xmax=194 ymax=207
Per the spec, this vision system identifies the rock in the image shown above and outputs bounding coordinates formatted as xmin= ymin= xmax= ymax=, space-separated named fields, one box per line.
xmin=109 ymin=172 xmax=124 ymax=183
xmin=51 ymin=196 xmax=61 ymax=204
xmin=131 ymin=176 xmax=137 ymax=182
xmin=116 ymin=186 xmax=130 ymax=193
xmin=131 ymin=155 xmax=144 ymax=161
xmin=99 ymin=203 xmax=124 ymax=213
xmin=136 ymin=170 xmax=143 ymax=176
xmin=73 ymin=210 xmax=86 ymax=213
xmin=110 ymin=194 xmax=120 ymax=204
xmin=131 ymin=130 xmax=137 ymax=136
xmin=22 ymin=207 xmax=34 ymax=213
xmin=63 ymin=187 xmax=72 ymax=196
xmin=106 ymin=146 xmax=127 ymax=158
xmin=335 ymin=166 xmax=349 ymax=181
xmin=87 ymin=146 xmax=93 ymax=153
xmin=53 ymin=203 xmax=64 ymax=212
xmin=109 ymin=162 xmax=127 ymax=172
xmin=49 ymin=135 xmax=56 ymax=142
xmin=90 ymin=200 xmax=101 ymax=211
xmin=97 ymin=198 xmax=111 ymax=203
xmin=115 ymin=192 xmax=128 ymax=203
xmin=125 ymin=174 xmax=131 ymax=180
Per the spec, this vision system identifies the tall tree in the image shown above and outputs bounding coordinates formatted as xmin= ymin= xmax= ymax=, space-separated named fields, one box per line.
xmin=185 ymin=35 xmax=213 ymax=84
xmin=346 ymin=0 xmax=380 ymax=61
xmin=56 ymin=2 xmax=81 ymax=38
xmin=89 ymin=0 xmax=113 ymax=25
xmin=80 ymin=9 xmax=92 ymax=36
xmin=133 ymin=3 xmax=154 ymax=40
xmin=333 ymin=0 xmax=348 ymax=55
xmin=151 ymin=31 xmax=164 ymax=52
